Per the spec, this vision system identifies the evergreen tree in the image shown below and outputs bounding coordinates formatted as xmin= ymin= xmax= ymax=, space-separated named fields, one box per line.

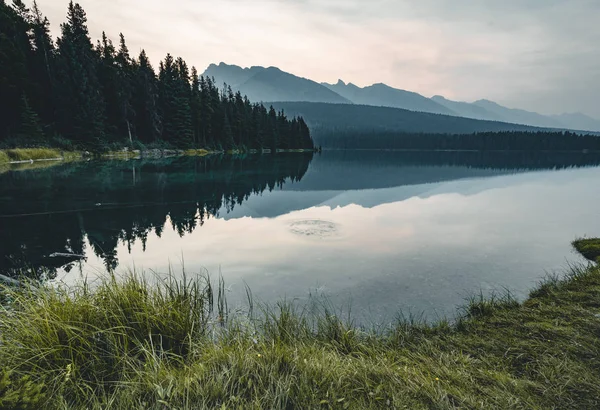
xmin=54 ymin=1 xmax=105 ymax=149
xmin=29 ymin=0 xmax=56 ymax=130
xmin=159 ymin=54 xmax=193 ymax=147
xmin=132 ymin=50 xmax=161 ymax=143
xmin=115 ymin=33 xmax=134 ymax=143
xmin=190 ymin=67 xmax=203 ymax=146
xmin=268 ymin=106 xmax=279 ymax=152
xmin=0 ymin=0 xmax=30 ymax=140
xmin=17 ymin=93 xmax=44 ymax=143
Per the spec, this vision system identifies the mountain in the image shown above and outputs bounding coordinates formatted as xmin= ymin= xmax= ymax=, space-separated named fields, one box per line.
xmin=202 ymin=63 xmax=351 ymax=104
xmin=432 ymin=96 xmax=600 ymax=132
xmin=203 ymin=63 xmax=261 ymax=88
xmin=431 ymin=95 xmax=504 ymax=122
xmin=551 ymin=113 xmax=600 ymax=133
xmin=203 ymin=63 xmax=600 ymax=132
xmin=472 ymin=99 xmax=564 ymax=128
xmin=323 ymin=80 xmax=454 ymax=115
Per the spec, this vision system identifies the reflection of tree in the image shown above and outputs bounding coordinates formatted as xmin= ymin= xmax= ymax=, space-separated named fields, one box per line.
xmin=0 ymin=154 xmax=314 ymax=279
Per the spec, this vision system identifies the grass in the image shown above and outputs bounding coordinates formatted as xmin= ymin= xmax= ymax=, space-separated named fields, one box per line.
xmin=573 ymin=238 xmax=600 ymax=262
xmin=1 ymin=244 xmax=600 ymax=409
xmin=0 ymin=148 xmax=83 ymax=164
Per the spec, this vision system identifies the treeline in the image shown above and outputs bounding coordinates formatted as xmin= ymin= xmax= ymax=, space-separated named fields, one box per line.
xmin=317 ymin=130 xmax=600 ymax=151
xmin=0 ymin=153 xmax=314 ymax=278
xmin=0 ymin=1 xmax=314 ymax=151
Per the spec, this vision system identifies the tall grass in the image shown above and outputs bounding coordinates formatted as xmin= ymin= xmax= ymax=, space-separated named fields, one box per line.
xmin=1 ymin=250 xmax=600 ymax=408
xmin=0 ymin=148 xmax=64 ymax=163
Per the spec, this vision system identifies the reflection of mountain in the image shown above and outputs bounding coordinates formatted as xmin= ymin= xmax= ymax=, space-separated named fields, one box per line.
xmin=285 ymin=151 xmax=600 ymax=191
xmin=3 ymin=151 xmax=600 ymax=280
xmin=221 ymin=150 xmax=600 ymax=219
xmin=0 ymin=154 xmax=313 ymax=278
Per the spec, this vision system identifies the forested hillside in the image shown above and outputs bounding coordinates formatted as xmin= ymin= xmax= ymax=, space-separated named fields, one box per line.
xmin=270 ymin=102 xmax=547 ymax=136
xmin=317 ymin=129 xmax=600 ymax=151
xmin=0 ymin=1 xmax=314 ymax=151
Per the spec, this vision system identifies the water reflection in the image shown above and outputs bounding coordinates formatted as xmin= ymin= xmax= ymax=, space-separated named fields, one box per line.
xmin=0 ymin=153 xmax=313 ymax=278
xmin=1 ymin=151 xmax=600 ymax=318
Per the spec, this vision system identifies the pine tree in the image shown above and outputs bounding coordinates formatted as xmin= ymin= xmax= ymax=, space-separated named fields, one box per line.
xmin=17 ymin=93 xmax=44 ymax=143
xmin=29 ymin=1 xmax=56 ymax=129
xmin=132 ymin=50 xmax=161 ymax=143
xmin=268 ymin=106 xmax=279 ymax=152
xmin=190 ymin=67 xmax=203 ymax=146
xmin=115 ymin=33 xmax=134 ymax=144
xmin=0 ymin=0 xmax=30 ymax=140
xmin=55 ymin=1 xmax=105 ymax=150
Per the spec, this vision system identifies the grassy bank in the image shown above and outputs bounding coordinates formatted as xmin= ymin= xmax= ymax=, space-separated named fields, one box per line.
xmin=573 ymin=238 xmax=600 ymax=262
xmin=0 ymin=148 xmax=82 ymax=164
xmin=1 ymin=245 xmax=600 ymax=409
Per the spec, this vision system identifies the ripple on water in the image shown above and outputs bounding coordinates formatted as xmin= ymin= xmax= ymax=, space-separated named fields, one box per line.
xmin=289 ymin=219 xmax=339 ymax=239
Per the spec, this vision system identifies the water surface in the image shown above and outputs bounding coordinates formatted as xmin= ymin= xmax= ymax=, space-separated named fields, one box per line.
xmin=2 ymin=151 xmax=599 ymax=320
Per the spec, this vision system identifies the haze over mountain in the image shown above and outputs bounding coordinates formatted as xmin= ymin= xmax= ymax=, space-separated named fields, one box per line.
xmin=550 ymin=113 xmax=600 ymax=134
xmin=432 ymin=97 xmax=600 ymax=132
xmin=322 ymin=80 xmax=453 ymax=115
xmin=204 ymin=63 xmax=600 ymax=133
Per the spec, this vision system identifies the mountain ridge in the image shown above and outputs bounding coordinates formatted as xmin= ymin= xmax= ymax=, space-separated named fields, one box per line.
xmin=203 ymin=62 xmax=600 ymax=132
xmin=202 ymin=63 xmax=351 ymax=104
xmin=322 ymin=80 xmax=454 ymax=115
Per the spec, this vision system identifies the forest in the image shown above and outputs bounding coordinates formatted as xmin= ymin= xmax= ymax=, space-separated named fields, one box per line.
xmin=0 ymin=1 xmax=315 ymax=151
xmin=315 ymin=129 xmax=600 ymax=151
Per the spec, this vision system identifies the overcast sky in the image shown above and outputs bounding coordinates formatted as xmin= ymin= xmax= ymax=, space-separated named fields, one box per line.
xmin=38 ymin=0 xmax=600 ymax=118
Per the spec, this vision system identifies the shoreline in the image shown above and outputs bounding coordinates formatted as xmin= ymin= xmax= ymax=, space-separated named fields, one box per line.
xmin=0 ymin=240 xmax=598 ymax=408
xmin=0 ymin=147 xmax=318 ymax=168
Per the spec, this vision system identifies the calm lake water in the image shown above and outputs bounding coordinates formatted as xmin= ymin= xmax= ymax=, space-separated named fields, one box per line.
xmin=2 ymin=151 xmax=600 ymax=321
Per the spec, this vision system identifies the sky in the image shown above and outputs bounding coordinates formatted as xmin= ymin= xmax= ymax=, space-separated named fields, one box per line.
xmin=38 ymin=0 xmax=600 ymax=118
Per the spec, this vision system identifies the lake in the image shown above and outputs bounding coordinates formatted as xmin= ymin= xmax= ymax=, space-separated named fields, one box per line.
xmin=2 ymin=151 xmax=600 ymax=322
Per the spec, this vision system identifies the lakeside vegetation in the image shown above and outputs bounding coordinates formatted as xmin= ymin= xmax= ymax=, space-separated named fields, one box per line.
xmin=0 ymin=147 xmax=82 ymax=163
xmin=0 ymin=241 xmax=599 ymax=408
xmin=1 ymin=1 xmax=314 ymax=152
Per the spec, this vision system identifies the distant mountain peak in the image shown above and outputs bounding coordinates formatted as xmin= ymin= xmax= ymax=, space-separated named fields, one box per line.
xmin=474 ymin=99 xmax=501 ymax=106
xmin=323 ymin=80 xmax=454 ymax=115
xmin=202 ymin=62 xmax=351 ymax=104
